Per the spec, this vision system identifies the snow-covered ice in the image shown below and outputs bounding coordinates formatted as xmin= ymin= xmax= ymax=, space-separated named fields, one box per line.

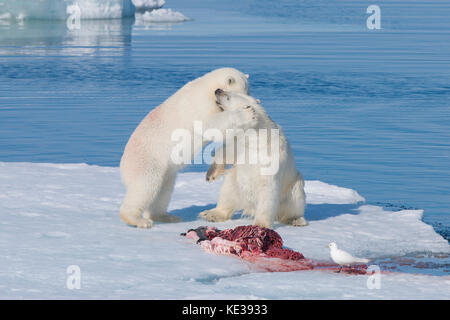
xmin=132 ymin=0 xmax=165 ymax=11
xmin=0 ymin=162 xmax=448 ymax=299
xmin=0 ymin=0 xmax=136 ymax=20
xmin=304 ymin=180 xmax=365 ymax=205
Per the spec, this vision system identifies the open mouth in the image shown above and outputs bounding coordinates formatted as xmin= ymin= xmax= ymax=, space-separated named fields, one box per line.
xmin=216 ymin=100 xmax=224 ymax=111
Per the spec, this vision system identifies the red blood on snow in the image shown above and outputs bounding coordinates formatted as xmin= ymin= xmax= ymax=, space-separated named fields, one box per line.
xmin=182 ymin=225 xmax=368 ymax=275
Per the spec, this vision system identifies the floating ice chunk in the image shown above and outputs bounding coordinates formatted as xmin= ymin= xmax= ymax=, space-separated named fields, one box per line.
xmin=132 ymin=0 xmax=165 ymax=11
xmin=136 ymin=8 xmax=190 ymax=23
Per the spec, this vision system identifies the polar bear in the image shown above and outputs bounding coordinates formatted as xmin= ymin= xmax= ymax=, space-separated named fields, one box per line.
xmin=120 ymin=68 xmax=254 ymax=228
xmin=199 ymin=90 xmax=307 ymax=228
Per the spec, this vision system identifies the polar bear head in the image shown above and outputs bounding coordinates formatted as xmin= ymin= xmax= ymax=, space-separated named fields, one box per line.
xmin=208 ymin=67 xmax=250 ymax=95
xmin=186 ymin=67 xmax=250 ymax=114
xmin=214 ymin=89 xmax=262 ymax=114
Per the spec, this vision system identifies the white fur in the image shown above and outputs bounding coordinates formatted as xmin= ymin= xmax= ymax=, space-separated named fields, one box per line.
xmin=199 ymin=92 xmax=307 ymax=228
xmin=120 ymin=68 xmax=251 ymax=228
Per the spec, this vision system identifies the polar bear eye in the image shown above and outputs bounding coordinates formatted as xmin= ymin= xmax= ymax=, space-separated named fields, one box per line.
xmin=227 ymin=76 xmax=235 ymax=85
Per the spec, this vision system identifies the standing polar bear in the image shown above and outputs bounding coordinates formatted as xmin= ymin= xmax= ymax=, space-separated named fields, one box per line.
xmin=120 ymin=68 xmax=254 ymax=228
xmin=199 ymin=90 xmax=307 ymax=228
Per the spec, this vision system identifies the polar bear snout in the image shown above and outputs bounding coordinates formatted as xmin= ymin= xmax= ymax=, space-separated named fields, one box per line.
xmin=215 ymin=88 xmax=227 ymax=111
xmin=215 ymin=88 xmax=227 ymax=100
xmin=214 ymin=90 xmax=255 ymax=113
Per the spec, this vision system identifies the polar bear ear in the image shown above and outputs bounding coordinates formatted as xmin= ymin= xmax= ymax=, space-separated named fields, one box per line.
xmin=256 ymin=99 xmax=261 ymax=104
xmin=245 ymin=74 xmax=250 ymax=79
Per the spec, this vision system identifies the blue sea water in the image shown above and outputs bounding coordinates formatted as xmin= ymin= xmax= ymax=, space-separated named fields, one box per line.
xmin=0 ymin=0 xmax=449 ymax=240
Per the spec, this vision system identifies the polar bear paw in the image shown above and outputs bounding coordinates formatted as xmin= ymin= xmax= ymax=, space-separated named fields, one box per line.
xmin=199 ymin=209 xmax=230 ymax=222
xmin=121 ymin=215 xmax=154 ymax=228
xmin=242 ymin=105 xmax=257 ymax=125
xmin=206 ymin=163 xmax=226 ymax=182
xmin=232 ymin=105 xmax=257 ymax=129
xmin=136 ymin=218 xmax=154 ymax=228
xmin=253 ymin=217 xmax=273 ymax=229
xmin=290 ymin=217 xmax=308 ymax=227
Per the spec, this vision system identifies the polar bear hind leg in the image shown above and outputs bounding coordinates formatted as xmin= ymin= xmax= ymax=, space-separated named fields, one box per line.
xmin=120 ymin=171 xmax=180 ymax=228
xmin=143 ymin=171 xmax=181 ymax=223
xmin=120 ymin=178 xmax=155 ymax=228
xmin=277 ymin=176 xmax=307 ymax=226
xmin=252 ymin=178 xmax=279 ymax=228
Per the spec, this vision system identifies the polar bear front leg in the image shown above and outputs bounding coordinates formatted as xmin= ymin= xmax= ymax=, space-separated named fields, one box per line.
xmin=206 ymin=162 xmax=226 ymax=182
xmin=199 ymin=167 xmax=239 ymax=222
xmin=206 ymin=146 xmax=228 ymax=182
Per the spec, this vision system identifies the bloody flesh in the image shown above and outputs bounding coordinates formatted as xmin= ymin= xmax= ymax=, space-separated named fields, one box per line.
xmin=182 ymin=225 xmax=368 ymax=275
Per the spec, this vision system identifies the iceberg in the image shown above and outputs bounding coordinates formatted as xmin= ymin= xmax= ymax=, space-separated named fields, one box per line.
xmin=0 ymin=0 xmax=135 ymax=20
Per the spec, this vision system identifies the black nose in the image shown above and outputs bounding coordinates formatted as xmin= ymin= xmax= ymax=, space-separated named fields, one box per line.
xmin=215 ymin=88 xmax=223 ymax=95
